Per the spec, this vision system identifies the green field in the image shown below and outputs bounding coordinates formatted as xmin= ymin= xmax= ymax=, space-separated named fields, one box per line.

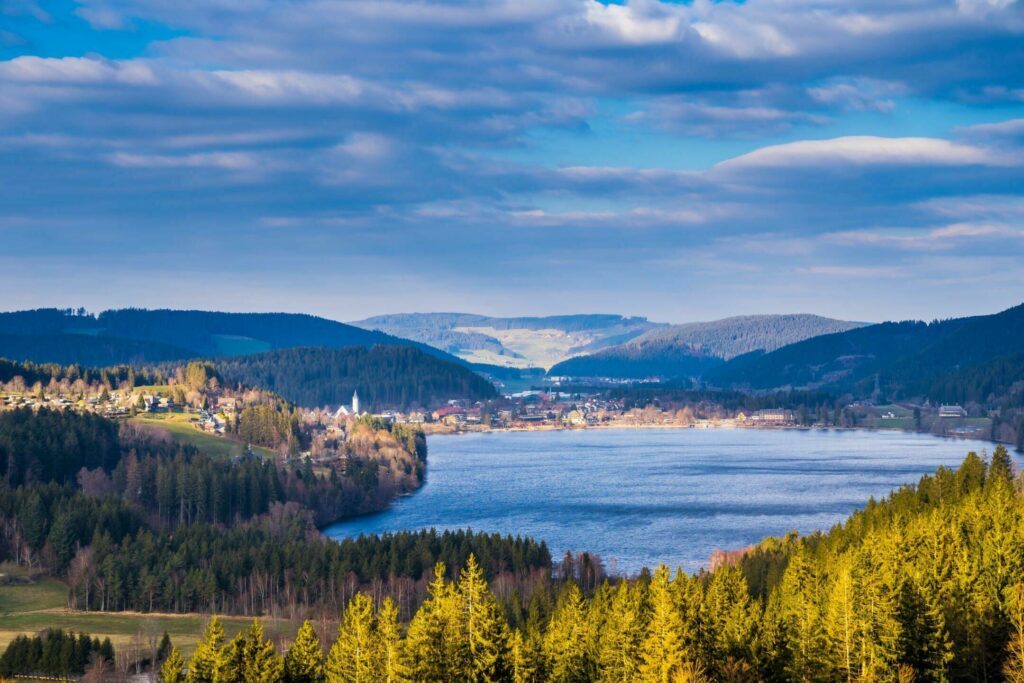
xmin=133 ymin=385 xmax=172 ymax=395
xmin=0 ymin=579 xmax=297 ymax=655
xmin=130 ymin=413 xmax=274 ymax=459
xmin=0 ymin=577 xmax=67 ymax=614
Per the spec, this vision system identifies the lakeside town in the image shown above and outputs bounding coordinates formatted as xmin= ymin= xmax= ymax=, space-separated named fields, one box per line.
xmin=0 ymin=372 xmax=997 ymax=456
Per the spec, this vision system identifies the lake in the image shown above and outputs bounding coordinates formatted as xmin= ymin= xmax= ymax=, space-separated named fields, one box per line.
xmin=324 ymin=428 xmax=997 ymax=574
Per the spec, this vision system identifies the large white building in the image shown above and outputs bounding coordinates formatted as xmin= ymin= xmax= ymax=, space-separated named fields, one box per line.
xmin=333 ymin=390 xmax=362 ymax=420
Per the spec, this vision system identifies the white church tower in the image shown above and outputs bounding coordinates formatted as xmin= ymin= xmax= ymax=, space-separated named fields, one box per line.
xmin=352 ymin=389 xmax=360 ymax=416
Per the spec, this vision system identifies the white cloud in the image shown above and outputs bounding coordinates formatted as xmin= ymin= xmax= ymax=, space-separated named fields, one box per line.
xmin=715 ymin=136 xmax=1007 ymax=171
xmin=108 ymin=151 xmax=260 ymax=170
xmin=581 ymin=1 xmax=685 ymax=45
xmin=0 ymin=56 xmax=157 ymax=85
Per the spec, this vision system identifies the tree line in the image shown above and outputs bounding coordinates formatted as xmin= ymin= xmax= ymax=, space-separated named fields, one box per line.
xmin=0 ymin=629 xmax=114 ymax=677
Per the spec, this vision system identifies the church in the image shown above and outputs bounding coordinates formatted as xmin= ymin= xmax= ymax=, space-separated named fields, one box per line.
xmin=333 ymin=390 xmax=361 ymax=420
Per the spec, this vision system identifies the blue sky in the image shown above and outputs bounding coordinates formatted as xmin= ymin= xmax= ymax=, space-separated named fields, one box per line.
xmin=1 ymin=0 xmax=1023 ymax=324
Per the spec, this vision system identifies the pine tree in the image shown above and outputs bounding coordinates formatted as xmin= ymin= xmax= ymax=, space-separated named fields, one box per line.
xmin=543 ymin=583 xmax=592 ymax=683
xmin=189 ymin=617 xmax=229 ymax=683
xmin=160 ymin=648 xmax=186 ymax=683
xmin=824 ymin=561 xmax=857 ymax=682
xmin=851 ymin=546 xmax=901 ymax=679
xmin=1003 ymin=584 xmax=1024 ymax=682
xmin=284 ymin=622 xmax=325 ymax=683
xmin=989 ymin=445 xmax=1015 ymax=486
xmin=597 ymin=582 xmax=645 ymax=683
xmin=376 ymin=598 xmax=404 ymax=683
xmin=639 ymin=565 xmax=685 ymax=683
xmin=228 ymin=620 xmax=282 ymax=683
xmin=779 ymin=550 xmax=826 ymax=682
xmin=459 ymin=554 xmax=511 ymax=682
xmin=510 ymin=628 xmax=545 ymax=683
xmin=402 ymin=562 xmax=460 ymax=682
xmin=895 ymin=576 xmax=950 ymax=681
xmin=327 ymin=593 xmax=378 ymax=683
xmin=704 ymin=565 xmax=756 ymax=671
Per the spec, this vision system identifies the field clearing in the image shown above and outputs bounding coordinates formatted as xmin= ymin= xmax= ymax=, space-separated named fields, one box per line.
xmin=456 ymin=326 xmax=586 ymax=370
xmin=133 ymin=385 xmax=172 ymax=394
xmin=0 ymin=578 xmax=67 ymax=614
xmin=0 ymin=580 xmax=298 ymax=656
xmin=129 ymin=413 xmax=274 ymax=459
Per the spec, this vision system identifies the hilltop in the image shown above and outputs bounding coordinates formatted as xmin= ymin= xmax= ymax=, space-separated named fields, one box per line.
xmin=0 ymin=308 xmax=460 ymax=367
xmin=706 ymin=302 xmax=1024 ymax=398
xmin=548 ymin=314 xmax=865 ymax=379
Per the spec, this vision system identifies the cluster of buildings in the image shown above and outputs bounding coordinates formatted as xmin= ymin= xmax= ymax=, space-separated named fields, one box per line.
xmin=0 ymin=389 xmax=173 ymax=419
xmin=737 ymin=409 xmax=797 ymax=426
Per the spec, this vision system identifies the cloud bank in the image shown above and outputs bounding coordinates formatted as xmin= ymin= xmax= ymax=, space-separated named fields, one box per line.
xmin=1 ymin=0 xmax=1023 ymax=321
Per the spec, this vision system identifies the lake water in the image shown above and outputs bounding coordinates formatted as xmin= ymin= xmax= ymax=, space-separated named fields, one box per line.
xmin=324 ymin=428 xmax=997 ymax=574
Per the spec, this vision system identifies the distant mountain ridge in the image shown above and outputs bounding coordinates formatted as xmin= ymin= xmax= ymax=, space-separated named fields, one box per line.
xmin=548 ymin=314 xmax=866 ymax=379
xmin=352 ymin=312 xmax=665 ymax=369
xmin=0 ymin=308 xmax=464 ymax=367
xmin=705 ymin=303 xmax=1024 ymax=398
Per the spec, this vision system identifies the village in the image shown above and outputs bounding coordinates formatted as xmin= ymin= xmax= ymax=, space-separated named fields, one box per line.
xmin=0 ymin=369 xmax=996 ymax=459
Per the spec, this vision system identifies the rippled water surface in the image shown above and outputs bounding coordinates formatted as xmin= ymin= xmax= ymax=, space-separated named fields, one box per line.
xmin=324 ymin=428 xmax=996 ymax=573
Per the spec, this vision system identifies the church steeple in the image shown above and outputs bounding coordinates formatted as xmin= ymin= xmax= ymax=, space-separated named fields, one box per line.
xmin=352 ymin=389 xmax=360 ymax=415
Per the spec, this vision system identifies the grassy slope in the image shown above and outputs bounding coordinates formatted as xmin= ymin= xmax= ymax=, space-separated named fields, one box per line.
xmin=0 ymin=578 xmax=294 ymax=656
xmin=130 ymin=413 xmax=275 ymax=459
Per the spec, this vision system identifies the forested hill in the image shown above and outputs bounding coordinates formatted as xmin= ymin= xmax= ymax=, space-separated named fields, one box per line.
xmin=548 ymin=314 xmax=863 ymax=379
xmin=0 ymin=333 xmax=193 ymax=366
xmin=707 ymin=302 xmax=1024 ymax=396
xmin=214 ymin=345 xmax=498 ymax=410
xmin=0 ymin=308 xmax=463 ymax=367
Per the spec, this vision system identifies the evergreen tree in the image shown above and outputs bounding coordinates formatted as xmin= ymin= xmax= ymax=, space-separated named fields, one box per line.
xmin=510 ymin=628 xmax=545 ymax=683
xmin=459 ymin=554 xmax=511 ymax=682
xmin=161 ymin=647 xmax=186 ymax=683
xmin=597 ymin=582 xmax=645 ymax=683
xmin=639 ymin=566 xmax=685 ymax=683
xmin=327 ymin=593 xmax=378 ymax=683
xmin=779 ymin=550 xmax=826 ymax=681
xmin=543 ymin=582 xmax=592 ymax=683
xmin=989 ymin=444 xmax=1015 ymax=485
xmin=704 ymin=565 xmax=756 ymax=672
xmin=227 ymin=620 xmax=282 ymax=683
xmin=402 ymin=562 xmax=461 ymax=682
xmin=189 ymin=617 xmax=229 ymax=683
xmin=1004 ymin=584 xmax=1024 ymax=683
xmin=376 ymin=598 xmax=404 ymax=683
xmin=284 ymin=622 xmax=325 ymax=683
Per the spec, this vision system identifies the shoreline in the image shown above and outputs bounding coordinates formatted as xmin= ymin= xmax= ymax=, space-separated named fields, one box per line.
xmin=423 ymin=420 xmax=1013 ymax=449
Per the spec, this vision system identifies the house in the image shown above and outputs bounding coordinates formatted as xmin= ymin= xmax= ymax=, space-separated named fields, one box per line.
xmin=939 ymin=404 xmax=967 ymax=418
xmin=563 ymin=409 xmax=587 ymax=427
xmin=748 ymin=409 xmax=795 ymax=425
xmin=217 ymin=397 xmax=239 ymax=412
xmin=432 ymin=406 xmax=466 ymax=422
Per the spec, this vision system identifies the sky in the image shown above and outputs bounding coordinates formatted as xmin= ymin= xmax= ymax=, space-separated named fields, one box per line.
xmin=1 ymin=0 xmax=1023 ymax=325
